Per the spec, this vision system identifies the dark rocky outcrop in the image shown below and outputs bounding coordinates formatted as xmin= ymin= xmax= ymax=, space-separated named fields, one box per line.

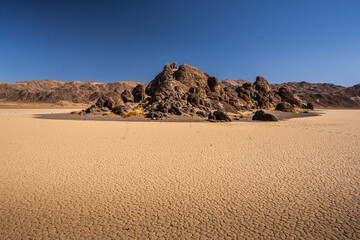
xmin=143 ymin=63 xmax=241 ymax=118
xmin=252 ymin=110 xmax=278 ymax=121
xmin=276 ymin=102 xmax=294 ymax=112
xmin=83 ymin=63 xmax=319 ymax=120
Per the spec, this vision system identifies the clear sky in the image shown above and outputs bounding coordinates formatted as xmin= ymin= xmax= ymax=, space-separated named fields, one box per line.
xmin=0 ymin=0 xmax=359 ymax=86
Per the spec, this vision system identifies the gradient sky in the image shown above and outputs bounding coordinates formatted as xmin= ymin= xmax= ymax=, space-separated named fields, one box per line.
xmin=0 ymin=0 xmax=359 ymax=86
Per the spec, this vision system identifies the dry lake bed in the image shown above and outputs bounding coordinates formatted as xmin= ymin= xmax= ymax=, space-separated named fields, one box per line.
xmin=0 ymin=109 xmax=359 ymax=239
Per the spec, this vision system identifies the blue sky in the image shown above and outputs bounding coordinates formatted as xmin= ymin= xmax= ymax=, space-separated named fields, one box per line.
xmin=0 ymin=0 xmax=359 ymax=86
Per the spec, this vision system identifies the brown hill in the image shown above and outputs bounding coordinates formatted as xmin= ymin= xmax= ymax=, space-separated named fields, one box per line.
xmin=296 ymin=84 xmax=360 ymax=108
xmin=273 ymin=82 xmax=360 ymax=108
xmin=220 ymin=79 xmax=360 ymax=108
xmin=219 ymin=79 xmax=250 ymax=90
xmin=271 ymin=81 xmax=346 ymax=94
xmin=0 ymin=79 xmax=145 ymax=104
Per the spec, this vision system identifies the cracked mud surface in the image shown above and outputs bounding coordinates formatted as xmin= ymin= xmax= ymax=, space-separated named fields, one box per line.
xmin=0 ymin=109 xmax=359 ymax=239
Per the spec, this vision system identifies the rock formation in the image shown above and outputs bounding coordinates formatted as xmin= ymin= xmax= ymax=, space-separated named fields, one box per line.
xmin=275 ymin=102 xmax=294 ymax=112
xmin=208 ymin=110 xmax=232 ymax=122
xmin=252 ymin=110 xmax=278 ymax=121
xmin=142 ymin=63 xmax=242 ymax=119
xmin=82 ymin=63 xmax=317 ymax=120
xmin=1 ymin=72 xmax=358 ymax=110
xmin=277 ymin=87 xmax=301 ymax=106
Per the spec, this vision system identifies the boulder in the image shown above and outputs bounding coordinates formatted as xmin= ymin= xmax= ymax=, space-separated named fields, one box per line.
xmin=306 ymin=102 xmax=314 ymax=110
xmin=84 ymin=104 xmax=97 ymax=114
xmin=168 ymin=105 xmax=182 ymax=115
xmin=112 ymin=105 xmax=132 ymax=115
xmin=173 ymin=64 xmax=209 ymax=88
xmin=95 ymin=92 xmax=123 ymax=110
xmin=132 ymin=84 xmax=146 ymax=102
xmin=146 ymin=111 xmax=164 ymax=120
xmin=254 ymin=76 xmax=271 ymax=93
xmin=275 ymin=102 xmax=294 ymax=112
xmin=208 ymin=110 xmax=232 ymax=122
xmin=187 ymin=93 xmax=200 ymax=106
xmin=277 ymin=87 xmax=300 ymax=106
xmin=252 ymin=110 xmax=278 ymax=121
xmin=196 ymin=111 xmax=206 ymax=118
xmin=207 ymin=77 xmax=220 ymax=93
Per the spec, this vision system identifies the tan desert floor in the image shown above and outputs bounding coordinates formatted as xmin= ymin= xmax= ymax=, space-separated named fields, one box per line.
xmin=0 ymin=109 xmax=359 ymax=239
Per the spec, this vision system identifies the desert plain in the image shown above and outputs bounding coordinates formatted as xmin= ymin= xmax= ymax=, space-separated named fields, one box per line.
xmin=0 ymin=109 xmax=359 ymax=239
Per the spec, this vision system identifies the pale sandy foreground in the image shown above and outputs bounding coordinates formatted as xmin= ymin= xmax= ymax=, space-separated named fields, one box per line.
xmin=0 ymin=109 xmax=359 ymax=239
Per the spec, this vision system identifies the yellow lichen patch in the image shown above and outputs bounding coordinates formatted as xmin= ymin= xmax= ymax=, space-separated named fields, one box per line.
xmin=70 ymin=111 xmax=82 ymax=115
xmin=102 ymin=112 xmax=114 ymax=116
xmin=121 ymin=108 xmax=143 ymax=118
xmin=269 ymin=103 xmax=276 ymax=111
xmin=294 ymin=107 xmax=305 ymax=112
xmin=237 ymin=111 xmax=250 ymax=117
xmin=294 ymin=107 xmax=306 ymax=114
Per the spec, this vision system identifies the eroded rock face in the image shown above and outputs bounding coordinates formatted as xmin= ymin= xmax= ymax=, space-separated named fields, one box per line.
xmin=252 ymin=110 xmax=278 ymax=121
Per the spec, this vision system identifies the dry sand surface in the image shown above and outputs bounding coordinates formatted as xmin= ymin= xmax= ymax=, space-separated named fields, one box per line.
xmin=0 ymin=109 xmax=359 ymax=239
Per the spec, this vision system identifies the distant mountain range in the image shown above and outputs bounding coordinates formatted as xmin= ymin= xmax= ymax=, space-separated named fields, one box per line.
xmin=0 ymin=79 xmax=145 ymax=105
xmin=0 ymin=78 xmax=359 ymax=108
xmin=219 ymin=80 xmax=360 ymax=108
